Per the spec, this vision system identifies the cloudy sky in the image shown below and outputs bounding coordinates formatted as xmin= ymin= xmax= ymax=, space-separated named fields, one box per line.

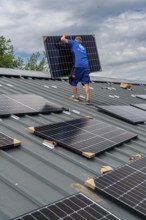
xmin=0 ymin=0 xmax=146 ymax=80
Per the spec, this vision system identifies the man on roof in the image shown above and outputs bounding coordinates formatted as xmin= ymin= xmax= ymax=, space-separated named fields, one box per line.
xmin=61 ymin=35 xmax=90 ymax=105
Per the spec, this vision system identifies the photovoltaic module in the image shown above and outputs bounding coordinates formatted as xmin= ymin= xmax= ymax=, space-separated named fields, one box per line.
xmin=28 ymin=118 xmax=137 ymax=158
xmin=43 ymin=35 xmax=101 ymax=78
xmin=131 ymin=103 xmax=146 ymax=111
xmin=85 ymin=156 xmax=146 ymax=219
xmin=135 ymin=95 xmax=146 ymax=100
xmin=12 ymin=192 xmax=121 ymax=220
xmin=0 ymin=94 xmax=63 ymax=117
xmin=97 ymin=105 xmax=146 ymax=124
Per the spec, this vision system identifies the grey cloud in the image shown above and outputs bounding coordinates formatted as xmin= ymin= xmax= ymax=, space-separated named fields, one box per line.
xmin=0 ymin=0 xmax=146 ymax=80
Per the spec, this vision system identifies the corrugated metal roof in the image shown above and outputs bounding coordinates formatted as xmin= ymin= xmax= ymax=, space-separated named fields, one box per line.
xmin=0 ymin=73 xmax=146 ymax=220
xmin=90 ymin=75 xmax=146 ymax=85
xmin=0 ymin=68 xmax=51 ymax=79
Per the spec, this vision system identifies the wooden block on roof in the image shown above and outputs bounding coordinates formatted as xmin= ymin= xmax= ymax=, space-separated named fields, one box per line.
xmin=120 ymin=82 xmax=131 ymax=89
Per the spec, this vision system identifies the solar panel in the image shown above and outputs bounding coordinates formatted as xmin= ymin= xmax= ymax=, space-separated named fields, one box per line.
xmin=28 ymin=118 xmax=137 ymax=158
xmin=136 ymin=95 xmax=146 ymax=100
xmin=85 ymin=156 xmax=146 ymax=219
xmin=0 ymin=132 xmax=21 ymax=150
xmin=43 ymin=35 xmax=101 ymax=78
xmin=97 ymin=105 xmax=146 ymax=124
xmin=0 ymin=94 xmax=63 ymax=117
xmin=12 ymin=192 xmax=121 ymax=220
xmin=131 ymin=103 xmax=146 ymax=111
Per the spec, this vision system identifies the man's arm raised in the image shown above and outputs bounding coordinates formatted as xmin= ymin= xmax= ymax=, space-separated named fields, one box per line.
xmin=60 ymin=34 xmax=68 ymax=43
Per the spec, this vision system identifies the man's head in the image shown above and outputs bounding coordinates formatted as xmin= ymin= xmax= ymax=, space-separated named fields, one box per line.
xmin=75 ymin=36 xmax=82 ymax=43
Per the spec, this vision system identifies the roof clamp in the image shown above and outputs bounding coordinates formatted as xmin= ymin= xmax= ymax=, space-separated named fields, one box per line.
xmin=51 ymin=85 xmax=57 ymax=88
xmin=44 ymin=85 xmax=49 ymax=88
xmin=114 ymin=95 xmax=120 ymax=98
xmin=11 ymin=115 xmax=20 ymax=120
xmin=85 ymin=116 xmax=93 ymax=119
xmin=109 ymin=95 xmax=115 ymax=98
xmin=63 ymin=111 xmax=71 ymax=115
xmin=6 ymin=84 xmax=13 ymax=87
xmin=42 ymin=140 xmax=57 ymax=149
xmin=72 ymin=110 xmax=80 ymax=114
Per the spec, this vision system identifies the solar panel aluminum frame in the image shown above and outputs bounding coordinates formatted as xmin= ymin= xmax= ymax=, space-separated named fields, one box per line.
xmin=43 ymin=35 xmax=102 ymax=79
xmin=85 ymin=158 xmax=146 ymax=219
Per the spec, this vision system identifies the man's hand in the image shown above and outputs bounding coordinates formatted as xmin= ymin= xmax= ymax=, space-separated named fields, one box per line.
xmin=61 ymin=34 xmax=66 ymax=38
xmin=69 ymin=74 xmax=76 ymax=84
xmin=61 ymin=34 xmax=68 ymax=43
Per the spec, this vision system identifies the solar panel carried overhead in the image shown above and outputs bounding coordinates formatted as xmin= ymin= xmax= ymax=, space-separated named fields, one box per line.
xmin=12 ymin=192 xmax=121 ymax=220
xmin=43 ymin=35 xmax=101 ymax=78
xmin=0 ymin=94 xmax=64 ymax=117
xmin=0 ymin=132 xmax=21 ymax=150
xmin=85 ymin=156 xmax=146 ymax=219
xmin=136 ymin=95 xmax=146 ymax=100
xmin=131 ymin=103 xmax=146 ymax=111
xmin=97 ymin=105 xmax=146 ymax=124
xmin=28 ymin=117 xmax=137 ymax=158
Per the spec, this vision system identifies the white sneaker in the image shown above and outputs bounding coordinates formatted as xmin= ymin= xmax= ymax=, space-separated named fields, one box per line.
xmin=71 ymin=95 xmax=81 ymax=102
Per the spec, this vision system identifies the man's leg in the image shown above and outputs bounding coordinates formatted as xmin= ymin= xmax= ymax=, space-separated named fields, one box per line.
xmin=84 ymin=84 xmax=90 ymax=102
xmin=80 ymin=68 xmax=90 ymax=103
xmin=69 ymin=68 xmax=80 ymax=100
xmin=72 ymin=85 xmax=79 ymax=98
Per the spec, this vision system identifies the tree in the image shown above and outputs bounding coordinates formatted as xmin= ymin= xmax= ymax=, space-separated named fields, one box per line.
xmin=0 ymin=36 xmax=23 ymax=68
xmin=24 ymin=52 xmax=46 ymax=72
xmin=0 ymin=36 xmax=47 ymax=71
